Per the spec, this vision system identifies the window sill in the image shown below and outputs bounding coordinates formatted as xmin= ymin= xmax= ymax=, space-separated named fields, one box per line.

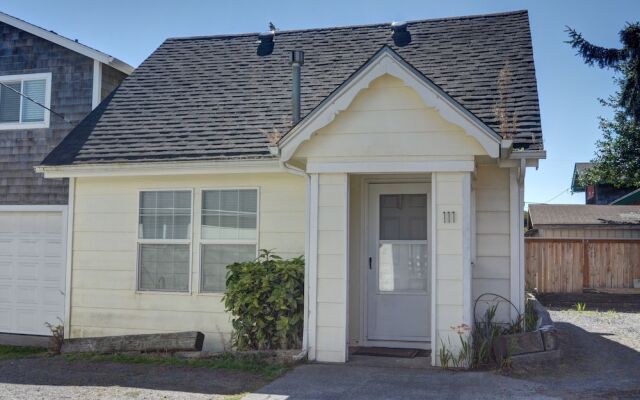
xmin=0 ymin=121 xmax=50 ymax=130
xmin=135 ymin=290 xmax=192 ymax=296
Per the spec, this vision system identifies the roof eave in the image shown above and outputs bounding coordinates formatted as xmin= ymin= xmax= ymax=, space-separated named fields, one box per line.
xmin=35 ymin=159 xmax=283 ymax=178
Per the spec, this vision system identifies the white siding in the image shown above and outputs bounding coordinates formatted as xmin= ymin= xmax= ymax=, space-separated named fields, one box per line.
xmin=474 ymin=165 xmax=512 ymax=321
xmin=294 ymin=74 xmax=487 ymax=163
xmin=432 ymin=172 xmax=469 ymax=363
xmin=314 ymin=173 xmax=348 ymax=362
xmin=70 ymin=173 xmax=305 ymax=351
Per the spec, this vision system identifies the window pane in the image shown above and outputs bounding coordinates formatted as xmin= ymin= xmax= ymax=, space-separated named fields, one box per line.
xmin=201 ymin=244 xmax=256 ymax=292
xmin=139 ymin=244 xmax=190 ymax=292
xmin=202 ymin=189 xmax=257 ymax=240
xmin=379 ymin=243 xmax=428 ymax=292
xmin=21 ymin=79 xmax=46 ymax=122
xmin=139 ymin=191 xmax=192 ymax=239
xmin=379 ymin=194 xmax=427 ymax=240
xmin=0 ymin=82 xmax=20 ymax=123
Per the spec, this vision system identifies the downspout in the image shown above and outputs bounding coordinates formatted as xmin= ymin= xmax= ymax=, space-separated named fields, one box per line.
xmin=283 ymin=50 xmax=310 ymax=360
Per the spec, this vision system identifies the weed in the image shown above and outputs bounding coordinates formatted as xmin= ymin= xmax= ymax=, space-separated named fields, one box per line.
xmin=45 ymin=322 xmax=64 ymax=355
xmin=575 ymin=303 xmax=587 ymax=312
xmin=0 ymin=345 xmax=47 ymax=359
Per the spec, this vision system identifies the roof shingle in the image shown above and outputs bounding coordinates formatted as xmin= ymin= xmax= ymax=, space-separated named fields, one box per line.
xmin=43 ymin=10 xmax=543 ymax=166
xmin=529 ymin=204 xmax=640 ymax=226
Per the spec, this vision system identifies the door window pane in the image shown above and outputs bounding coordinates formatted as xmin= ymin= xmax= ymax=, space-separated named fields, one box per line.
xmin=139 ymin=191 xmax=192 ymax=240
xmin=0 ymin=82 xmax=20 ymax=123
xmin=21 ymin=79 xmax=46 ymax=122
xmin=202 ymin=189 xmax=257 ymax=240
xmin=201 ymin=244 xmax=256 ymax=292
xmin=139 ymin=244 xmax=190 ymax=291
xmin=379 ymin=243 xmax=428 ymax=292
xmin=379 ymin=194 xmax=427 ymax=240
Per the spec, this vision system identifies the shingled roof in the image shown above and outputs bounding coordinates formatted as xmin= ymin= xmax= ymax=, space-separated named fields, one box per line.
xmin=529 ymin=205 xmax=640 ymax=226
xmin=43 ymin=10 xmax=543 ymax=166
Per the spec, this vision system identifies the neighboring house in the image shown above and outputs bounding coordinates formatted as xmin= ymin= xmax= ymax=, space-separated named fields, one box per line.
xmin=37 ymin=10 xmax=545 ymax=366
xmin=0 ymin=12 xmax=132 ymax=337
xmin=571 ymin=162 xmax=637 ymax=205
xmin=527 ymin=204 xmax=640 ymax=238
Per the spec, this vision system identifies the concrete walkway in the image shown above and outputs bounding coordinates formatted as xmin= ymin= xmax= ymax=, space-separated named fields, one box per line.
xmin=246 ymin=321 xmax=640 ymax=400
xmin=245 ymin=363 xmax=552 ymax=400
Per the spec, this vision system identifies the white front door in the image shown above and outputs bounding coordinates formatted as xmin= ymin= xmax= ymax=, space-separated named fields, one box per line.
xmin=366 ymin=183 xmax=430 ymax=347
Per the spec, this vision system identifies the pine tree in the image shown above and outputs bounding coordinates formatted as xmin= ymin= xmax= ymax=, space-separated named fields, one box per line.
xmin=568 ymin=23 xmax=640 ymax=188
xmin=567 ymin=23 xmax=640 ymax=120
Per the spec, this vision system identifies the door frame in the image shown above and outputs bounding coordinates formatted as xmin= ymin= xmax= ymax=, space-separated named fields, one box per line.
xmin=358 ymin=177 xmax=432 ymax=349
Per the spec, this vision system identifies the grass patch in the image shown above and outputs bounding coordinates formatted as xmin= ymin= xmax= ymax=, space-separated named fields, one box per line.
xmin=0 ymin=345 xmax=47 ymax=359
xmin=62 ymin=352 xmax=289 ymax=379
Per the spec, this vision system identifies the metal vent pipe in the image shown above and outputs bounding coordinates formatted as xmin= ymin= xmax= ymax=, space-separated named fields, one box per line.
xmin=290 ymin=50 xmax=304 ymax=124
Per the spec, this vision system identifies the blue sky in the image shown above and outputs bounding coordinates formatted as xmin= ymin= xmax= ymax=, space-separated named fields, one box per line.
xmin=3 ymin=0 xmax=639 ymax=206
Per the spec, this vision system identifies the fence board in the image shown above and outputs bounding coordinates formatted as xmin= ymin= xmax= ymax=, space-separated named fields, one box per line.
xmin=525 ymin=238 xmax=640 ymax=293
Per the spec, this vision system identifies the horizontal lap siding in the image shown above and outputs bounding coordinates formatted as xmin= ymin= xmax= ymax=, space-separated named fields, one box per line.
xmin=434 ymin=173 xmax=466 ymax=359
xmin=70 ymin=173 xmax=305 ymax=350
xmin=295 ymin=75 xmax=487 ymax=162
xmin=315 ymin=173 xmax=348 ymax=362
xmin=474 ymin=165 xmax=511 ymax=321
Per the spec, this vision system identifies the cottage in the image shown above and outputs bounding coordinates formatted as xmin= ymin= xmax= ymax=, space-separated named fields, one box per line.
xmin=37 ymin=11 xmax=545 ymax=365
xmin=0 ymin=12 xmax=132 ymax=338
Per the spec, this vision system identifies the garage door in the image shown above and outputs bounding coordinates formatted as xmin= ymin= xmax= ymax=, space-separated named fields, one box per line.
xmin=0 ymin=208 xmax=67 ymax=336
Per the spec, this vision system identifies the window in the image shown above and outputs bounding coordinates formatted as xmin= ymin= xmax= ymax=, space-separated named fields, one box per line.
xmin=200 ymin=189 xmax=258 ymax=292
xmin=0 ymin=73 xmax=51 ymax=129
xmin=137 ymin=190 xmax=192 ymax=292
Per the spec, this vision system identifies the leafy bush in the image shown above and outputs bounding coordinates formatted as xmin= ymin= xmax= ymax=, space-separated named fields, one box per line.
xmin=223 ymin=250 xmax=304 ymax=350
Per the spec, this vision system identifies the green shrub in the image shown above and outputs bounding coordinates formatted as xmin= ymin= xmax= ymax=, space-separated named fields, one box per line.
xmin=223 ymin=249 xmax=304 ymax=350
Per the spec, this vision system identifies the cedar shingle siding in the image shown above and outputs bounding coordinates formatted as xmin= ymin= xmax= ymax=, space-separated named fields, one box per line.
xmin=0 ymin=21 xmax=93 ymax=204
xmin=101 ymin=64 xmax=127 ymax=100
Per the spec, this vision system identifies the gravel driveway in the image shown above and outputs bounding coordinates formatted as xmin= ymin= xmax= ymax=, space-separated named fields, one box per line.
xmin=0 ymin=356 xmax=270 ymax=399
xmin=549 ymin=308 xmax=640 ymax=351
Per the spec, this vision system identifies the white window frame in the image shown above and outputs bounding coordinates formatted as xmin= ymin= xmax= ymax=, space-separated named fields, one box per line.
xmin=136 ymin=188 xmax=194 ymax=293
xmin=0 ymin=72 xmax=52 ymax=130
xmin=199 ymin=187 xmax=260 ymax=294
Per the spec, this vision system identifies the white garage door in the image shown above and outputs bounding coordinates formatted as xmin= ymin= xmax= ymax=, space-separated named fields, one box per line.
xmin=0 ymin=208 xmax=67 ymax=336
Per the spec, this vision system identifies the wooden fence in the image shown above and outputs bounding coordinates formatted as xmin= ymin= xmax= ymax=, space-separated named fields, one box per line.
xmin=525 ymin=238 xmax=640 ymax=293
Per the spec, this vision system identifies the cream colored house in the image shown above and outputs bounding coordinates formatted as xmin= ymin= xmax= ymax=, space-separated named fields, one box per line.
xmin=37 ymin=11 xmax=545 ymax=365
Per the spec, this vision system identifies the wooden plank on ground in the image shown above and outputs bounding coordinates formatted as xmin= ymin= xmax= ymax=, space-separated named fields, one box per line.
xmin=61 ymin=331 xmax=205 ymax=354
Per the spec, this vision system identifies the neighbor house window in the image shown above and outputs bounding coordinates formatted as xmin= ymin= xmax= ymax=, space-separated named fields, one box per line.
xmin=0 ymin=73 xmax=51 ymax=129
xmin=138 ymin=190 xmax=192 ymax=292
xmin=200 ymin=189 xmax=258 ymax=292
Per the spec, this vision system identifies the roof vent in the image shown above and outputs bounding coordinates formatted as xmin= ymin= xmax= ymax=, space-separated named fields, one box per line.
xmin=257 ymin=31 xmax=275 ymax=56
xmin=390 ymin=21 xmax=411 ymax=47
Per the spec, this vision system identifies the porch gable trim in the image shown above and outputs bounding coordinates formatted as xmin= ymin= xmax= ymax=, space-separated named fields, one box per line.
xmin=278 ymin=46 xmax=502 ymax=162
xmin=306 ymin=160 xmax=475 ymax=174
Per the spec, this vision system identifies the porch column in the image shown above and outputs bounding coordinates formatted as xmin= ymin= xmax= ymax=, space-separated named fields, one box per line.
xmin=309 ymin=173 xmax=349 ymax=362
xmin=431 ymin=172 xmax=472 ymax=366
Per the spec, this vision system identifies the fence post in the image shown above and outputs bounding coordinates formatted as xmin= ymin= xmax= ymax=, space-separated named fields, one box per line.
xmin=582 ymin=239 xmax=590 ymax=289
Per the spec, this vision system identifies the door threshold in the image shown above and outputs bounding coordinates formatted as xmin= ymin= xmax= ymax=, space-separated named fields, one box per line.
xmin=351 ymin=346 xmax=429 ymax=358
xmin=348 ymin=347 xmax=432 ymax=369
